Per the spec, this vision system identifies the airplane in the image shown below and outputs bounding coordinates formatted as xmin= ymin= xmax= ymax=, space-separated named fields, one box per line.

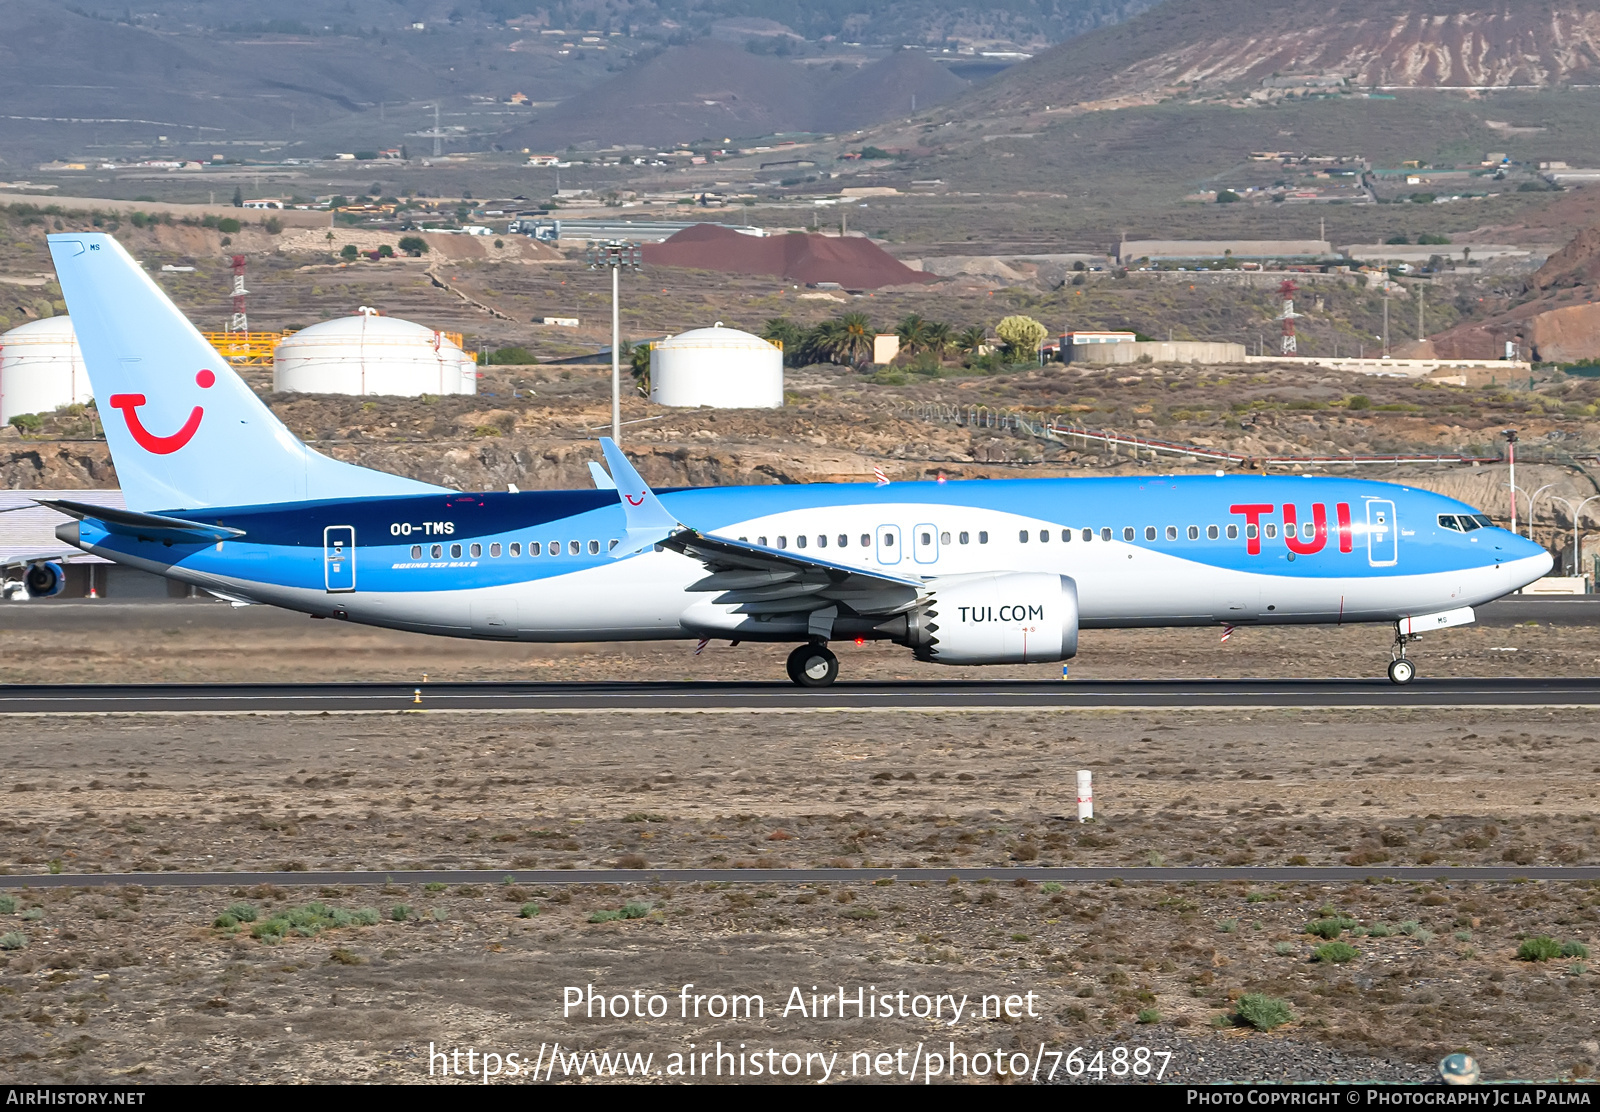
xmin=33 ymin=231 xmax=1551 ymax=687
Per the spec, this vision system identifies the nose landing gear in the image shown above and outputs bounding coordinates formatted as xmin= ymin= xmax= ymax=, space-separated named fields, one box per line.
xmin=1388 ymin=625 xmax=1418 ymax=685
xmin=786 ymin=642 xmax=839 ymax=687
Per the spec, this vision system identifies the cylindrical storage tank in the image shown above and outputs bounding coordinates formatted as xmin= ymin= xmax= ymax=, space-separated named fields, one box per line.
xmin=650 ymin=324 xmax=782 ymax=409
xmin=272 ymin=312 xmax=476 ymax=397
xmin=0 ymin=316 xmax=91 ymax=425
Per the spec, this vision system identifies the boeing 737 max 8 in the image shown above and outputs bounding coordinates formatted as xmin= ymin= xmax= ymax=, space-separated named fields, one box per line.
xmin=32 ymin=233 xmax=1551 ymax=685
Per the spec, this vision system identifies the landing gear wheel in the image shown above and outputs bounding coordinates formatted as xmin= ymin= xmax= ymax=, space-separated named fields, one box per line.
xmin=1387 ymin=658 xmax=1415 ymax=685
xmin=786 ymin=643 xmax=839 ymax=687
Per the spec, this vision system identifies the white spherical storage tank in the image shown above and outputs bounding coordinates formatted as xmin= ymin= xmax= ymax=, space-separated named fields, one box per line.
xmin=273 ymin=310 xmax=476 ymax=397
xmin=0 ymin=316 xmax=91 ymax=425
xmin=650 ymin=324 xmax=782 ymax=409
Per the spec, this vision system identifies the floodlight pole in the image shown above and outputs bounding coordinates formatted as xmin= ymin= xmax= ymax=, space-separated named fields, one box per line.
xmin=611 ymin=262 xmax=620 ymax=442
xmin=586 ymin=240 xmax=642 ymax=444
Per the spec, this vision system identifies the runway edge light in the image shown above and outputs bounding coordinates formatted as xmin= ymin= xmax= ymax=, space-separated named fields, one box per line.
xmin=1076 ymin=770 xmax=1093 ymax=823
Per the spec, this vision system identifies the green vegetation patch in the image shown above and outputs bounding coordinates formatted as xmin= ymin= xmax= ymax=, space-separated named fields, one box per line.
xmin=1233 ymin=993 xmax=1293 ymax=1032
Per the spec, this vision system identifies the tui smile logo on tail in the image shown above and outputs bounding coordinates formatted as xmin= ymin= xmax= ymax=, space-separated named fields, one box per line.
xmin=108 ymin=369 xmax=214 ymax=454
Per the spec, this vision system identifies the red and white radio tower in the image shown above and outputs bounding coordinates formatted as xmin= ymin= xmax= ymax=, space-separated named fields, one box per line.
xmin=229 ymin=254 xmax=248 ymax=333
xmin=1276 ymin=278 xmax=1300 ymax=355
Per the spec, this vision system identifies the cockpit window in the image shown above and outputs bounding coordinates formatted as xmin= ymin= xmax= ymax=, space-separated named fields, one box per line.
xmin=1440 ymin=513 xmax=1487 ymax=533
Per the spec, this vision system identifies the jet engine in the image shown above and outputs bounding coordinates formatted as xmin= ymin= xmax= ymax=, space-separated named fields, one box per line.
xmin=890 ymin=572 xmax=1078 ymax=665
xmin=24 ymin=561 xmax=65 ymax=598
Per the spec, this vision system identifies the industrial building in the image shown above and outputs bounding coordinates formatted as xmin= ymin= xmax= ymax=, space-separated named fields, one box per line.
xmin=0 ymin=316 xmax=91 ymax=425
xmin=650 ymin=324 xmax=782 ymax=409
xmin=273 ymin=310 xmax=477 ymax=397
xmin=512 ymin=218 xmax=766 ymax=244
xmin=1117 ymin=239 xmax=1334 ymax=264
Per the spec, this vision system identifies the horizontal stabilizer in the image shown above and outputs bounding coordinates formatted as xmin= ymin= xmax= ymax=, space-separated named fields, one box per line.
xmin=588 ymin=461 xmax=617 ymax=490
xmin=39 ymin=498 xmax=246 ymax=544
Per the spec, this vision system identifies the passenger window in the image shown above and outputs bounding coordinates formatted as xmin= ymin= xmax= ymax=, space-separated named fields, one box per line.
xmin=510 ymin=542 xmax=522 ymax=557
xmin=1187 ymin=525 xmax=1199 ymax=540
xmin=1100 ymin=527 xmax=1112 ymax=541
xmin=777 ymin=535 xmax=788 ymax=549
xmin=569 ymin=540 xmax=580 ymax=555
xmin=1019 ymin=530 xmax=1029 ymax=543
xmin=881 ymin=532 xmax=894 ymax=547
xmin=1035 ymin=529 xmax=1046 ymax=543
xmin=490 ymin=543 xmax=501 ymax=557
xmin=548 ymin=540 xmax=559 ymax=555
xmin=758 ymin=536 xmax=767 ymax=546
xmin=1207 ymin=525 xmax=1219 ymax=540
xmin=1144 ymin=526 xmax=1156 ymax=541
xmin=940 ymin=531 xmax=951 ymax=545
xmin=451 ymin=543 xmax=462 ymax=558
xmin=1166 ymin=526 xmax=1177 ymax=541
xmin=588 ymin=539 xmax=600 ymax=554
xmin=528 ymin=542 xmax=539 ymax=556
xmin=978 ymin=531 xmax=989 ymax=544
xmin=431 ymin=544 xmax=442 ymax=559
xmin=921 ymin=532 xmax=932 ymax=546
xmin=817 ymin=535 xmax=827 ymax=548
xmin=1082 ymin=528 xmax=1092 ymax=542
xmin=838 ymin=534 xmax=848 ymax=547
xmin=1246 ymin=524 xmax=1258 ymax=540
xmin=1122 ymin=526 xmax=1134 ymax=541
xmin=859 ymin=534 xmax=869 ymax=547
xmin=959 ymin=531 xmax=969 ymax=544
xmin=608 ymin=539 xmax=618 ymax=550
xmin=797 ymin=535 xmax=808 ymax=549
xmin=410 ymin=544 xmax=422 ymax=559
xmin=470 ymin=543 xmax=482 ymax=558
xmin=1226 ymin=524 xmax=1238 ymax=539
xmin=1264 ymin=524 xmax=1277 ymax=539
xmin=1300 ymin=522 xmax=1314 ymax=540
xmin=1061 ymin=529 xmax=1071 ymax=542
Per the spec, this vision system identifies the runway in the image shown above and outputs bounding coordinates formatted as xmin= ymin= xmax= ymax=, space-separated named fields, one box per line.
xmin=2 ymin=676 xmax=1600 ymax=713
xmin=8 ymin=866 xmax=1600 ymax=889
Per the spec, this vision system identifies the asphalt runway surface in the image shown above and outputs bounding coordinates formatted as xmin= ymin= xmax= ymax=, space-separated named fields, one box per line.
xmin=2 ymin=676 xmax=1600 ymax=713
xmin=8 ymin=866 xmax=1600 ymax=889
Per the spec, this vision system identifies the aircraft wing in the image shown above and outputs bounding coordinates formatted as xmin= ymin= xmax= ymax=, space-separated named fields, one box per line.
xmin=592 ymin=436 xmax=922 ymax=622
xmin=663 ymin=529 xmax=922 ymax=618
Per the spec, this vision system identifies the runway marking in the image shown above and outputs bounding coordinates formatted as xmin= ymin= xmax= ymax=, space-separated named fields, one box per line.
xmin=8 ymin=866 xmax=1600 ymax=888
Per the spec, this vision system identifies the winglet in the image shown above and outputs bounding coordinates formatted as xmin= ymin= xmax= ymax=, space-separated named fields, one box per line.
xmin=599 ymin=437 xmax=681 ymax=555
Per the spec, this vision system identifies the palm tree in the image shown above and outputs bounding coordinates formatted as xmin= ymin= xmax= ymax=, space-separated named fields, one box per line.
xmin=762 ymin=317 xmax=804 ymax=366
xmin=923 ymin=320 xmax=954 ymax=359
xmin=836 ymin=311 xmax=874 ymax=366
xmin=895 ymin=313 xmax=931 ymax=354
xmin=955 ymin=325 xmax=988 ymax=355
xmin=802 ymin=318 xmax=847 ymax=365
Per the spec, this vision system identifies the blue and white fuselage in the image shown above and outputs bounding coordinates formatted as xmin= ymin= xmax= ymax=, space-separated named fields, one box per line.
xmin=41 ymin=232 xmax=1551 ymax=685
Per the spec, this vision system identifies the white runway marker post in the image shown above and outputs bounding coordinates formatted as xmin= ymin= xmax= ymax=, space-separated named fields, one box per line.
xmin=1076 ymin=770 xmax=1093 ymax=823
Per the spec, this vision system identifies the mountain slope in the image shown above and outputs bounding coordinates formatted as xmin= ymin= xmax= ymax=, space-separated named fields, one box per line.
xmin=959 ymin=0 xmax=1600 ymax=115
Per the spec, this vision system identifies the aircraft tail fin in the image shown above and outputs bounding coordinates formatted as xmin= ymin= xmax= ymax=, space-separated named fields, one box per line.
xmin=47 ymin=233 xmax=448 ymax=511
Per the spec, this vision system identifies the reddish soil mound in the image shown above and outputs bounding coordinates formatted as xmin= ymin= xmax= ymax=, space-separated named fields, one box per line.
xmin=642 ymin=224 xmax=939 ymax=290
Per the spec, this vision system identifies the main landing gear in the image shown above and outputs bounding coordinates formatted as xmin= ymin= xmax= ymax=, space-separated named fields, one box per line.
xmin=1388 ymin=624 xmax=1418 ymax=685
xmin=786 ymin=642 xmax=839 ymax=687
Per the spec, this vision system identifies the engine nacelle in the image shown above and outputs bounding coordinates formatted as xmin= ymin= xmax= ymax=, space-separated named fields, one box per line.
xmin=897 ymin=572 xmax=1078 ymax=665
xmin=24 ymin=561 xmax=65 ymax=598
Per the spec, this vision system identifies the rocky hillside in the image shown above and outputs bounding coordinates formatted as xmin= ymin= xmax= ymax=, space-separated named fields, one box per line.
xmin=958 ymin=0 xmax=1600 ymax=114
xmin=1425 ymin=216 xmax=1600 ymax=362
